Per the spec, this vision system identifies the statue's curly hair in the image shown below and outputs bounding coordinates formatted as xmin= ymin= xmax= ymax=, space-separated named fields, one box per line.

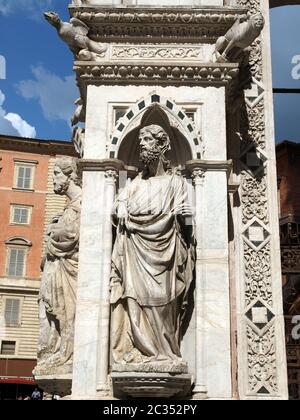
xmin=141 ymin=125 xmax=171 ymax=155
xmin=55 ymin=157 xmax=82 ymax=187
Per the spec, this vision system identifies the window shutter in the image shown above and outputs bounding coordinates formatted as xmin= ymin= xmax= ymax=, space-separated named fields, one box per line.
xmin=24 ymin=167 xmax=32 ymax=189
xmin=20 ymin=208 xmax=28 ymax=224
xmin=16 ymin=166 xmax=33 ymax=189
xmin=1 ymin=341 xmax=16 ymax=355
xmin=17 ymin=167 xmax=25 ymax=188
xmin=5 ymin=299 xmax=20 ymax=325
xmin=8 ymin=248 xmax=25 ymax=277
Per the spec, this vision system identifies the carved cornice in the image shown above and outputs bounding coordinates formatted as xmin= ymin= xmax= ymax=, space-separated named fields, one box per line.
xmin=69 ymin=7 xmax=247 ymax=42
xmin=74 ymin=62 xmax=239 ymax=89
xmin=186 ymin=159 xmax=233 ymax=175
xmin=79 ymin=158 xmax=125 ymax=172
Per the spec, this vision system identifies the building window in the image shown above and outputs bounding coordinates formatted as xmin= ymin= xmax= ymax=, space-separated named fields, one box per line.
xmin=114 ymin=107 xmax=128 ymax=125
xmin=184 ymin=110 xmax=196 ymax=122
xmin=7 ymin=248 xmax=26 ymax=277
xmin=4 ymin=299 xmax=21 ymax=326
xmin=14 ymin=163 xmax=35 ymax=190
xmin=5 ymin=237 xmax=32 ymax=278
xmin=11 ymin=205 xmax=32 ymax=225
xmin=0 ymin=341 xmax=16 ymax=355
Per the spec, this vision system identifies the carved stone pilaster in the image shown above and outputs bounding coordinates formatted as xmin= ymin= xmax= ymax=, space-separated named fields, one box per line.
xmin=234 ymin=0 xmax=288 ymax=399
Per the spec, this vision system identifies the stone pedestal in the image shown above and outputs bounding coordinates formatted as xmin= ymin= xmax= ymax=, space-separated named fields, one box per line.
xmin=111 ymin=373 xmax=192 ymax=399
xmin=35 ymin=375 xmax=72 ymax=397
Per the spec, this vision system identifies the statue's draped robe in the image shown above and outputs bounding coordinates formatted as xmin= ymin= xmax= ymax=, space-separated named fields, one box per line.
xmin=38 ymin=196 xmax=81 ymax=367
xmin=111 ymin=173 xmax=195 ymax=364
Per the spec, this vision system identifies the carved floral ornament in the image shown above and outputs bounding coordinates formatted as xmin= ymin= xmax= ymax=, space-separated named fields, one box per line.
xmin=68 ymin=8 xmax=248 ymax=41
xmin=111 ymin=45 xmax=204 ymax=61
xmin=74 ymin=63 xmax=239 ymax=87
xmin=70 ymin=9 xmax=247 ymax=25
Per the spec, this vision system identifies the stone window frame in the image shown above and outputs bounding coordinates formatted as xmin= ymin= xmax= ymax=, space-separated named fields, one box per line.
xmin=179 ymin=103 xmax=203 ymax=134
xmin=0 ymin=339 xmax=20 ymax=357
xmin=1 ymin=295 xmax=24 ymax=327
xmin=114 ymin=106 xmax=130 ymax=126
xmin=10 ymin=204 xmax=33 ymax=226
xmin=13 ymin=160 xmax=37 ymax=191
xmin=5 ymin=237 xmax=32 ymax=278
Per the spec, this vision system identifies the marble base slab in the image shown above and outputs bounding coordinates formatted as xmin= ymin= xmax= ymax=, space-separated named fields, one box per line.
xmin=111 ymin=372 xmax=192 ymax=399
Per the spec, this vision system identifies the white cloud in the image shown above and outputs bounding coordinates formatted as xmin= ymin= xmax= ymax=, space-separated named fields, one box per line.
xmin=0 ymin=0 xmax=55 ymax=18
xmin=17 ymin=65 xmax=78 ymax=126
xmin=0 ymin=89 xmax=36 ymax=138
xmin=0 ymin=89 xmax=5 ymax=107
xmin=5 ymin=113 xmax=36 ymax=138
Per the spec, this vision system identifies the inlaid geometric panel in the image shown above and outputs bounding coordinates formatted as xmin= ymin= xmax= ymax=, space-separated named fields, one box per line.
xmin=240 ymin=145 xmax=267 ymax=177
xmin=243 ymin=218 xmax=270 ymax=251
xmin=246 ymin=300 xmax=275 ymax=331
xmin=244 ymin=78 xmax=264 ymax=109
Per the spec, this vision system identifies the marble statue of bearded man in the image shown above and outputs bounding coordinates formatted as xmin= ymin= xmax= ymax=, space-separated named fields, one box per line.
xmin=110 ymin=124 xmax=195 ymax=368
xmin=36 ymin=157 xmax=81 ymax=374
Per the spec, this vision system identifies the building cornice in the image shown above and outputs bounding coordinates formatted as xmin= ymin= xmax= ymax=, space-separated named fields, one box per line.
xmin=69 ymin=6 xmax=247 ymax=42
xmin=0 ymin=135 xmax=78 ymax=157
xmin=75 ymin=62 xmax=239 ymax=92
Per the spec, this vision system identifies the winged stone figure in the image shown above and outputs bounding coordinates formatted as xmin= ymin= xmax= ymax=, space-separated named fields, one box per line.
xmin=214 ymin=13 xmax=265 ymax=62
xmin=44 ymin=12 xmax=107 ymax=60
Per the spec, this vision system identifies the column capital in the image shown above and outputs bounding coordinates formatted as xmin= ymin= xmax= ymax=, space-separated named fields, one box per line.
xmin=105 ymin=169 xmax=118 ymax=185
xmin=191 ymin=169 xmax=206 ymax=186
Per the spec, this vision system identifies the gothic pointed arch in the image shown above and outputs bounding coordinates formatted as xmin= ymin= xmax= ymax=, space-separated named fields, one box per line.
xmin=108 ymin=94 xmax=202 ymax=168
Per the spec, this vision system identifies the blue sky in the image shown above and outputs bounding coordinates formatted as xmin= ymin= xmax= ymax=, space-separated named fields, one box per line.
xmin=270 ymin=5 xmax=300 ymax=142
xmin=0 ymin=1 xmax=299 ymax=142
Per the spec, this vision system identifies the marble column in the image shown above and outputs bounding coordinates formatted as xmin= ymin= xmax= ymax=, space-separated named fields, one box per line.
xmin=72 ymin=159 xmax=124 ymax=399
xmin=97 ymin=169 xmax=118 ymax=393
xmin=191 ymin=168 xmax=207 ymax=398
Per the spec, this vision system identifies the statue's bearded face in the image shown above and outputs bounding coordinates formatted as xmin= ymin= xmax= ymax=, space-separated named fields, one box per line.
xmin=53 ymin=165 xmax=70 ymax=195
xmin=139 ymin=129 xmax=161 ymax=166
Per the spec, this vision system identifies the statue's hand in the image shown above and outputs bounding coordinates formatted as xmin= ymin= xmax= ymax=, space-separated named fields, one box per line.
xmin=117 ymin=201 xmax=128 ymax=232
xmin=174 ymin=203 xmax=194 ymax=218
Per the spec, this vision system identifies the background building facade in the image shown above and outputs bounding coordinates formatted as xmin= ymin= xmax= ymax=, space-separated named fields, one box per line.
xmin=0 ymin=135 xmax=76 ymax=399
xmin=277 ymin=141 xmax=300 ymax=400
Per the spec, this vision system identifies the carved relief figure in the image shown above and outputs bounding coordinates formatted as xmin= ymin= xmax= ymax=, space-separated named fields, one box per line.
xmin=71 ymin=98 xmax=86 ymax=127
xmin=44 ymin=12 xmax=107 ymax=61
xmin=110 ymin=125 xmax=195 ymax=369
xmin=214 ymin=13 xmax=265 ymax=62
xmin=36 ymin=157 xmax=82 ymax=374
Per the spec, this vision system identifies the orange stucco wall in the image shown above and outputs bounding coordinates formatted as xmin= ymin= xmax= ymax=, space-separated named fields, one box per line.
xmin=0 ymin=149 xmax=49 ymax=279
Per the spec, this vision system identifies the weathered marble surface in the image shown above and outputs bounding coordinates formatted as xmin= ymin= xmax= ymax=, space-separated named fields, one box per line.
xmin=35 ymin=157 xmax=82 ymax=379
xmin=44 ymin=12 xmax=107 ymax=61
xmin=214 ymin=13 xmax=265 ymax=62
xmin=72 ymin=84 xmax=232 ymax=400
